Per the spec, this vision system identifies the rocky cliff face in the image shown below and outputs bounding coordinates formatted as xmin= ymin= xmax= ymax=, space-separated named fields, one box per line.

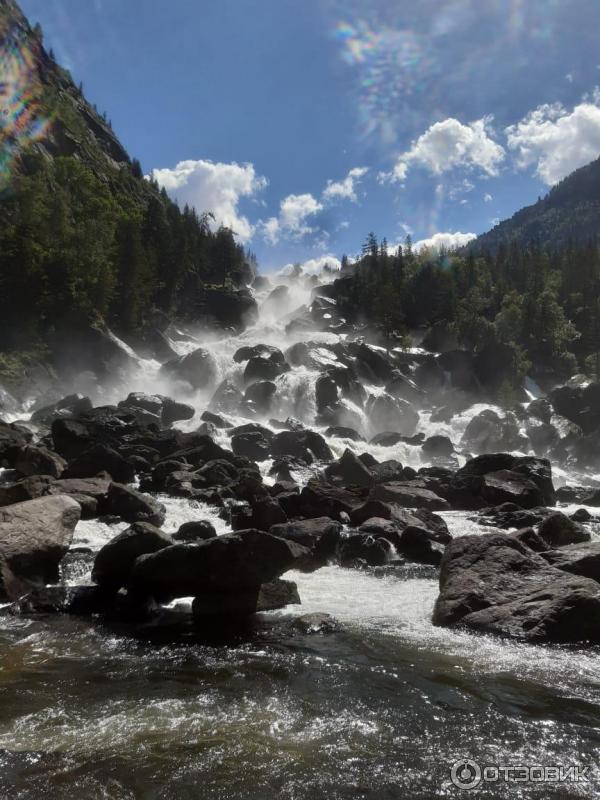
xmin=0 ymin=0 xmax=131 ymax=176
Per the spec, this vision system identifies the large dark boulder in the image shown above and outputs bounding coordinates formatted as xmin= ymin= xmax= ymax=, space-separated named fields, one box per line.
xmin=204 ymin=288 xmax=259 ymax=331
xmin=231 ymin=431 xmax=271 ymax=461
xmin=537 ymin=512 xmax=590 ymax=547
xmin=316 ymin=376 xmax=339 ymax=411
xmin=0 ymin=496 xmax=81 ymax=599
xmin=209 ymin=379 xmax=243 ymax=414
xmin=543 ymin=541 xmax=600 ymax=583
xmin=339 ymin=534 xmax=394 ymax=566
xmin=244 ymin=355 xmax=289 ymax=385
xmin=128 ymin=528 xmax=307 ymax=602
xmin=14 ymin=445 xmax=66 ymax=479
xmin=479 ymin=470 xmax=545 ymax=509
xmin=192 ymin=577 xmax=300 ymax=619
xmin=173 ymin=520 xmax=217 ymax=542
xmin=160 ymin=347 xmax=219 ymax=390
xmin=0 ymin=421 xmax=29 ymax=468
xmin=458 ymin=454 xmax=555 ymax=507
xmin=47 ymin=476 xmax=112 ymax=519
xmin=103 ymin=483 xmax=166 ymax=527
xmin=433 ymin=533 xmax=600 ymax=642
xmin=549 ymin=382 xmax=600 ymax=434
xmin=269 ymin=517 xmax=342 ymax=560
xmin=234 ymin=344 xmax=285 ymax=364
xmin=0 ymin=475 xmax=56 ymax=507
xmin=271 ymin=430 xmax=333 ymax=462
xmin=244 ymin=381 xmax=277 ymax=413
xmin=92 ymin=522 xmax=173 ymax=591
xmin=63 ymin=443 xmax=136 ymax=483
xmin=324 ymin=448 xmax=374 ymax=488
xmin=396 ymin=526 xmax=445 ymax=565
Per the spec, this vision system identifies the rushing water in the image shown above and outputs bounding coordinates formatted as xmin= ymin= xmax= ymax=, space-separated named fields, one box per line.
xmin=2 ymin=274 xmax=600 ymax=798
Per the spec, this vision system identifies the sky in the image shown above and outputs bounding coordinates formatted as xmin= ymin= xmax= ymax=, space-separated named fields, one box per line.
xmin=17 ymin=0 xmax=600 ymax=272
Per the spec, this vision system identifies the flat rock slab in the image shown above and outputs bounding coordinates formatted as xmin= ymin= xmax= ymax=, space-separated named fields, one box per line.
xmin=370 ymin=482 xmax=450 ymax=511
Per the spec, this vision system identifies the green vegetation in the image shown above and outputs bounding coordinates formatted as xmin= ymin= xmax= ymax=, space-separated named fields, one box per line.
xmin=339 ymin=233 xmax=599 ymax=388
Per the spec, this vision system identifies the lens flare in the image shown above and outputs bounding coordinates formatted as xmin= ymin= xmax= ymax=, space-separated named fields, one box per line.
xmin=0 ymin=22 xmax=51 ymax=188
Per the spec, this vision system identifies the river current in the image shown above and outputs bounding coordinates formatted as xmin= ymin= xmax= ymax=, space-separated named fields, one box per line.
xmin=1 ymin=274 xmax=600 ymax=799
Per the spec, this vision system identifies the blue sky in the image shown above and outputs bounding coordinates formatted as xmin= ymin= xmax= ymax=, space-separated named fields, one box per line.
xmin=19 ymin=0 xmax=600 ymax=271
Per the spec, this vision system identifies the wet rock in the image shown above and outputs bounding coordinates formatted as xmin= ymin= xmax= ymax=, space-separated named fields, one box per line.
xmin=201 ymin=410 xmax=233 ymax=429
xmin=231 ymin=431 xmax=271 ymax=461
xmin=235 ymin=497 xmax=288 ymax=531
xmin=549 ymin=382 xmax=600 ymax=434
xmin=537 ymin=512 xmax=590 ymax=547
xmin=0 ymin=421 xmax=30 ymax=468
xmin=173 ymin=520 xmax=217 ymax=542
xmin=63 ymin=443 xmax=136 ymax=483
xmin=244 ymin=381 xmax=277 ymax=413
xmin=31 ymin=394 xmax=93 ymax=426
xmin=47 ymin=476 xmax=111 ymax=519
xmin=315 ymin=376 xmax=339 ymax=411
xmin=458 ymin=454 xmax=556 ymax=507
xmin=385 ymin=371 xmax=424 ymax=404
xmin=370 ymin=482 xmax=450 ymax=511
xmin=526 ymin=420 xmax=560 ymax=456
xmin=433 ymin=532 xmax=600 ymax=643
xmin=349 ymin=342 xmax=394 ymax=383
xmin=324 ymin=426 xmax=365 ymax=442
xmin=290 ymin=482 xmax=366 ymax=520
xmin=542 ymin=542 xmax=600 ymax=583
xmin=366 ymin=394 xmax=419 ymax=436
xmin=339 ymin=533 xmax=394 ymax=566
xmin=0 ymin=475 xmax=55 ymax=507
xmin=234 ymin=344 xmax=285 ymax=364
xmin=161 ymin=397 xmax=195 ymax=426
xmin=460 ymin=409 xmax=526 ymax=454
xmin=324 ymin=448 xmax=374 ymax=488
xmin=527 ymin=398 xmax=553 ymax=424
xmin=209 ymin=379 xmax=243 ymax=415
xmin=421 ymin=436 xmax=454 ymax=459
xmin=129 ymin=528 xmax=307 ymax=602
xmin=192 ymin=577 xmax=300 ymax=619
xmin=160 ymin=347 xmax=219 ymax=391
xmin=396 ymin=526 xmax=445 ymax=565
xmin=479 ymin=470 xmax=545 ymax=509
xmin=92 ymin=522 xmax=174 ymax=591
xmin=103 ymin=483 xmax=166 ymax=527
xmin=204 ymin=287 xmax=259 ymax=331
xmin=244 ymin=354 xmax=290 ymax=385
xmin=509 ymin=527 xmax=549 ymax=552
xmin=556 ymin=486 xmax=600 ymax=506
xmin=369 ymin=432 xmax=404 ymax=447
xmin=271 ymin=430 xmax=333 ymax=463
xmin=0 ymin=495 xmax=81 ymax=599
xmin=269 ymin=517 xmax=342 ymax=560
xmin=572 ymin=508 xmax=593 ymax=523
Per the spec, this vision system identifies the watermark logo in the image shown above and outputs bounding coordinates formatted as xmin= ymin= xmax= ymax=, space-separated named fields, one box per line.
xmin=450 ymin=760 xmax=592 ymax=790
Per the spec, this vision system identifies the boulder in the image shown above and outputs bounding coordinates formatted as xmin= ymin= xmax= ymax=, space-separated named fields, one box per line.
xmin=271 ymin=430 xmax=333 ymax=462
xmin=234 ymin=344 xmax=285 ymax=364
xmin=480 ymin=470 xmax=545 ymax=509
xmin=191 ymin=577 xmax=300 ymax=619
xmin=201 ymin=410 xmax=233 ymax=429
xmin=47 ymin=476 xmax=111 ymax=519
xmin=103 ymin=483 xmax=166 ymax=527
xmin=315 ymin=376 xmax=339 ymax=411
xmin=209 ymin=379 xmax=243 ymax=414
xmin=63 ymin=443 xmax=136 ymax=483
xmin=92 ymin=522 xmax=173 ymax=591
xmin=549 ymin=383 xmax=600 ymax=434
xmin=161 ymin=397 xmax=195 ymax=426
xmin=460 ymin=409 xmax=525 ymax=454
xmin=0 ymin=421 xmax=30 ymax=468
xmin=244 ymin=381 xmax=277 ymax=413
xmin=204 ymin=288 xmax=258 ymax=331
xmin=0 ymin=496 xmax=81 ymax=599
xmin=269 ymin=517 xmax=342 ymax=560
xmin=129 ymin=528 xmax=307 ymax=602
xmin=173 ymin=520 xmax=217 ymax=542
xmin=244 ymin=355 xmax=289 ymax=385
xmin=370 ymin=482 xmax=450 ymax=511
xmin=396 ymin=526 xmax=445 ymax=565
xmin=324 ymin=426 xmax=365 ymax=442
xmin=366 ymin=394 xmax=419 ymax=436
xmin=432 ymin=533 xmax=600 ymax=643
xmin=0 ymin=475 xmax=55 ymax=507
xmin=543 ymin=542 xmax=600 ymax=583
xmin=160 ymin=347 xmax=218 ymax=390
xmin=339 ymin=534 xmax=394 ymax=566
xmin=231 ymin=431 xmax=271 ymax=461
xmin=421 ymin=436 xmax=454 ymax=459
xmin=537 ymin=512 xmax=590 ymax=547
xmin=324 ymin=448 xmax=374 ymax=488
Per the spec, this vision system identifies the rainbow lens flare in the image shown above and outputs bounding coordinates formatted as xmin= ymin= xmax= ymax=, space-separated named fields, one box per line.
xmin=0 ymin=21 xmax=51 ymax=188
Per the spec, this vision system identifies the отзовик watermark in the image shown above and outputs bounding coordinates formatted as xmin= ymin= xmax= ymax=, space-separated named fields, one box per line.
xmin=450 ymin=758 xmax=592 ymax=790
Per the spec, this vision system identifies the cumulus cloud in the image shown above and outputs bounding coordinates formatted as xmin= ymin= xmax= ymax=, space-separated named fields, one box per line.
xmin=414 ymin=231 xmax=477 ymax=252
xmin=261 ymin=193 xmax=323 ymax=244
xmin=323 ymin=167 xmax=369 ymax=202
xmin=506 ymin=99 xmax=600 ymax=184
xmin=385 ymin=117 xmax=505 ymax=182
xmin=150 ymin=159 xmax=267 ymax=243
xmin=484 ymin=193 xmax=493 ymax=202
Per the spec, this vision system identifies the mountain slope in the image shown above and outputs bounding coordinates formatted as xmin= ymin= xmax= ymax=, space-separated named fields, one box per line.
xmin=0 ymin=0 xmax=253 ymax=359
xmin=473 ymin=156 xmax=600 ymax=251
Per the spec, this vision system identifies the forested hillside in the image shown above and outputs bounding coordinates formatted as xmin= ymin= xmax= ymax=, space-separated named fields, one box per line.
xmin=0 ymin=0 xmax=253 ymax=354
xmin=336 ymin=232 xmax=600 ymax=392
xmin=472 ymin=156 xmax=600 ymax=251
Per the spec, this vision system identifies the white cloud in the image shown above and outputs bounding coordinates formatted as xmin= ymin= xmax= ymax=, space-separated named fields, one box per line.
xmin=151 ymin=159 xmax=267 ymax=243
xmin=386 ymin=117 xmax=505 ymax=182
xmin=261 ymin=192 xmax=323 ymax=244
xmin=484 ymin=193 xmax=493 ymax=202
xmin=506 ymin=99 xmax=600 ymax=184
xmin=275 ymin=255 xmax=342 ymax=278
xmin=414 ymin=231 xmax=477 ymax=252
xmin=323 ymin=167 xmax=369 ymax=202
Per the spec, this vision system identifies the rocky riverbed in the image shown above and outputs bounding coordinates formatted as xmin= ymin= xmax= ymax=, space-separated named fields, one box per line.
xmin=1 ymin=271 xmax=600 ymax=798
